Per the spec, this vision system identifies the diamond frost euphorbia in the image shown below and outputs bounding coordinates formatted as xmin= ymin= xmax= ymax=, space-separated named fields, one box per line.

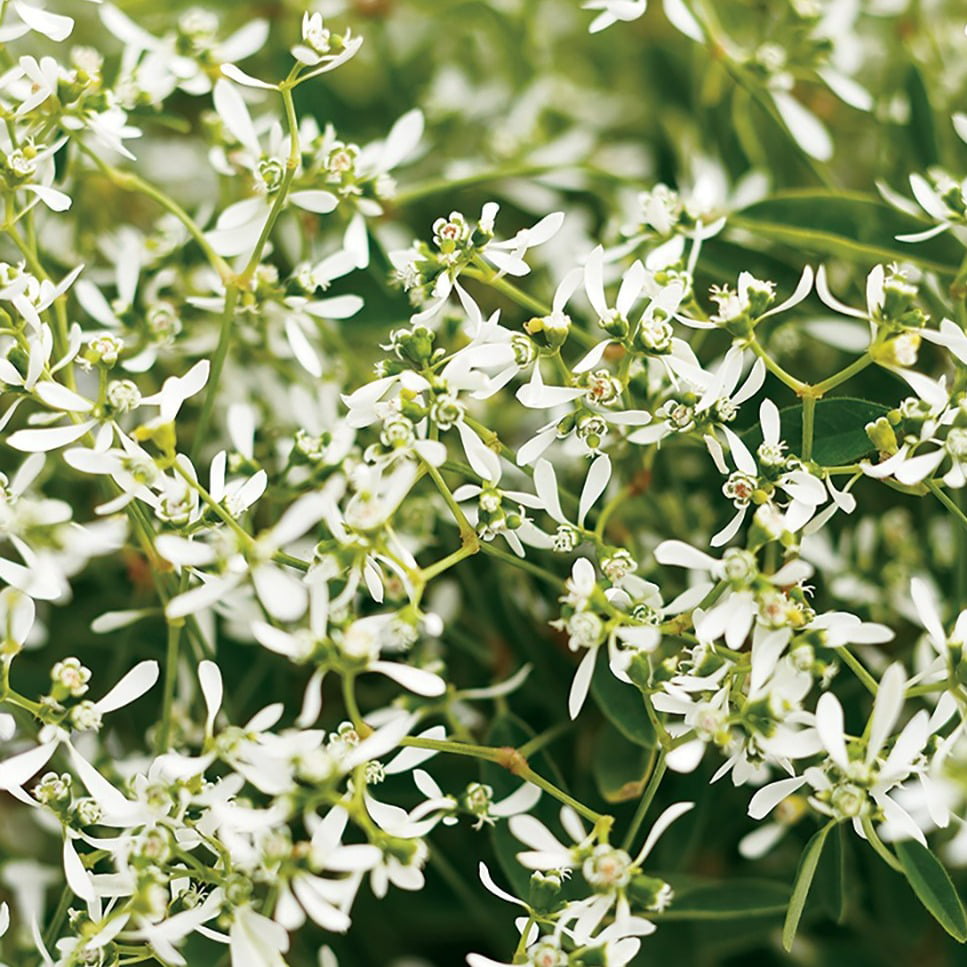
xmin=2 ymin=2 xmax=967 ymax=965
xmin=748 ymin=664 xmax=931 ymax=842
xmin=509 ymin=801 xmax=693 ymax=946
xmin=706 ymin=398 xmax=830 ymax=546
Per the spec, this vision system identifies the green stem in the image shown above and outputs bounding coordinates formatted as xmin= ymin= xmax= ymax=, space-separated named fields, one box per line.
xmin=76 ymin=142 xmax=231 ymax=282
xmin=801 ymin=394 xmax=816 ymax=462
xmin=861 ymin=818 xmax=903 ymax=872
xmin=516 ymin=721 xmax=572 ymax=758
xmin=191 ymin=282 xmax=239 ymax=462
xmin=520 ymin=767 xmax=605 ymax=825
xmin=812 ymin=352 xmax=873 ymax=395
xmin=421 ymin=458 xmax=478 ymax=541
xmin=395 ymin=165 xmax=559 ymax=204
xmin=838 ymin=646 xmax=879 ymax=696
xmin=928 ymin=480 xmax=967 ymax=534
xmin=239 ymin=85 xmax=300 ymax=282
xmin=905 ymin=681 xmax=950 ymax=698
xmin=621 ymin=749 xmax=666 ymax=852
xmin=477 ymin=541 xmax=562 ymax=587
xmin=192 ymin=82 xmax=301 ymax=460
xmin=595 ymin=485 xmax=631 ymax=540
xmin=398 ymin=735 xmax=608 ymax=824
xmin=42 ymin=885 xmax=73 ymax=950
xmin=399 ymin=735 xmax=503 ymax=763
xmin=341 ymin=673 xmax=367 ymax=734
xmin=158 ymin=573 xmax=188 ymax=753
xmin=748 ymin=338 xmax=806 ymax=394
xmin=420 ymin=542 xmax=479 ymax=581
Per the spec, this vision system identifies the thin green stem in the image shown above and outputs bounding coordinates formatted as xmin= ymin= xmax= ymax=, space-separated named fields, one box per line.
xmin=838 ymin=646 xmax=879 ymax=696
xmin=516 ymin=721 xmax=572 ymax=759
xmin=398 ymin=735 xmax=608 ymax=824
xmin=341 ymin=673 xmax=367 ymax=734
xmin=748 ymin=338 xmax=806 ymax=394
xmin=905 ymin=681 xmax=950 ymax=698
xmin=420 ymin=542 xmax=479 ymax=581
xmin=621 ymin=749 xmax=666 ymax=852
xmin=802 ymin=395 xmax=816 ymax=462
xmin=928 ymin=480 xmax=967 ymax=534
xmin=239 ymin=85 xmax=300 ymax=282
xmin=861 ymin=818 xmax=903 ymax=872
xmin=477 ymin=541 xmax=562 ymax=587
xmin=192 ymin=83 xmax=301 ymax=460
xmin=75 ymin=142 xmax=231 ymax=282
xmin=395 ymin=165 xmax=558 ymax=204
xmin=158 ymin=572 xmax=189 ymax=753
xmin=520 ymin=767 xmax=604 ymax=825
xmin=42 ymin=885 xmax=73 ymax=950
xmin=191 ymin=281 xmax=239 ymax=462
xmin=399 ymin=735 xmax=502 ymax=763
xmin=421 ymin=459 xmax=478 ymax=541
xmin=812 ymin=352 xmax=873 ymax=395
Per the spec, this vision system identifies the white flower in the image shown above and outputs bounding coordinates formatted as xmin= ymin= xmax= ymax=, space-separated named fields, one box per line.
xmin=582 ymin=0 xmax=647 ymax=34
xmin=748 ymin=664 xmax=930 ymax=843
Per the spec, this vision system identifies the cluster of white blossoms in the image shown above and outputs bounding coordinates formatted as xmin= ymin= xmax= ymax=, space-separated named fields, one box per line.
xmin=0 ymin=1 xmax=966 ymax=965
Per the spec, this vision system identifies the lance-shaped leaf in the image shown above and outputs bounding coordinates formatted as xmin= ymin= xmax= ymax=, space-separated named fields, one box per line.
xmin=895 ymin=839 xmax=967 ymax=943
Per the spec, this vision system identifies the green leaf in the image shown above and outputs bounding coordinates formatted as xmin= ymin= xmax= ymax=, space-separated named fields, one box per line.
xmin=732 ymin=190 xmax=962 ymax=276
xmin=659 ymin=878 xmax=791 ymax=920
xmin=783 ymin=822 xmax=834 ymax=952
xmin=895 ymin=838 xmax=967 ymax=942
xmin=905 ymin=66 xmax=940 ymax=169
xmin=816 ymin=821 xmax=847 ymax=924
xmin=741 ymin=397 xmax=890 ymax=466
xmin=591 ymin=723 xmax=652 ymax=802
xmin=589 ymin=648 xmax=656 ymax=748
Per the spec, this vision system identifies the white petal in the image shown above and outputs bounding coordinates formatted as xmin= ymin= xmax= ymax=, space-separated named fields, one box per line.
xmin=491 ymin=782 xmax=542 ymax=818
xmin=534 ymin=459 xmax=566 ymax=524
xmin=654 ymin=540 xmax=719 ymax=573
xmin=7 ymin=419 xmax=95 ymax=452
xmin=93 ymin=661 xmax=159 ymax=715
xmin=568 ymin=647 xmax=597 ymax=720
xmin=0 ymin=740 xmax=57 ymax=790
xmin=748 ymin=776 xmax=808 ymax=820
xmin=63 ymin=837 xmax=94 ymax=901
xmin=633 ymin=801 xmax=694 ymax=864
xmin=212 ymin=78 xmax=260 ymax=157
xmin=289 ymin=190 xmax=339 ymax=214
xmin=816 ymin=691 xmax=849 ymax=770
xmin=14 ymin=1 xmax=72 ymax=41
xmin=578 ymin=454 xmax=611 ymax=526
xmin=370 ymin=660 xmax=447 ymax=697
xmin=771 ymin=91 xmax=833 ymax=161
xmin=477 ymin=861 xmax=526 ymax=907
xmin=198 ymin=660 xmax=223 ymax=735
xmin=456 ymin=421 xmax=501 ymax=482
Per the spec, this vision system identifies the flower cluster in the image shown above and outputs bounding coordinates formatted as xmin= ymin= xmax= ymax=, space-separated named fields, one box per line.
xmin=1 ymin=2 xmax=966 ymax=966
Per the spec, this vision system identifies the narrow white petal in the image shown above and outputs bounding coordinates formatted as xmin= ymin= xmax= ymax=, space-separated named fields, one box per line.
xmin=816 ymin=691 xmax=849 ymax=770
xmin=93 ymin=661 xmax=159 ymax=715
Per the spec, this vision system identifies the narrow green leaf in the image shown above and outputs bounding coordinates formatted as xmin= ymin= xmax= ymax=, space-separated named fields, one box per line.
xmin=741 ymin=397 xmax=890 ymax=466
xmin=816 ymin=822 xmax=847 ymax=924
xmin=905 ymin=66 xmax=940 ymax=169
xmin=659 ymin=878 xmax=790 ymax=920
xmin=783 ymin=822 xmax=834 ymax=952
xmin=895 ymin=838 xmax=967 ymax=942
xmin=591 ymin=723 xmax=651 ymax=803
xmin=733 ymin=190 xmax=962 ymax=276
xmin=589 ymin=648 xmax=656 ymax=748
